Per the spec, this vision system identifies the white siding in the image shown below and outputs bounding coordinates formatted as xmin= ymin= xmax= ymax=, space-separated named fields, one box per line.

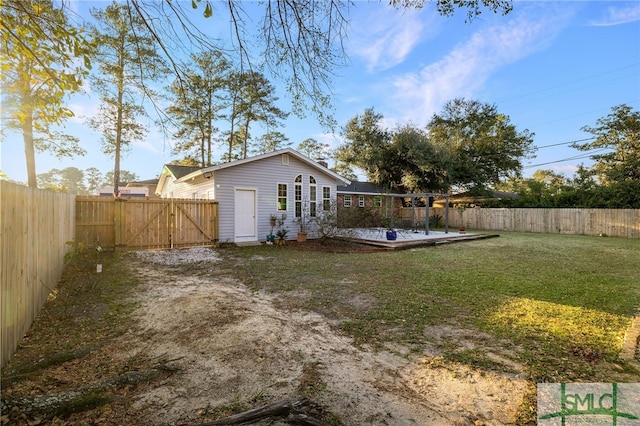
xmin=216 ymin=155 xmax=340 ymax=242
xmin=158 ymin=154 xmax=342 ymax=243
xmin=160 ymin=175 xmax=215 ymax=200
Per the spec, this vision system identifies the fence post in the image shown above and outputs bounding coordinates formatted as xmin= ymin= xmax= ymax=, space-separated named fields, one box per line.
xmin=114 ymin=198 xmax=126 ymax=251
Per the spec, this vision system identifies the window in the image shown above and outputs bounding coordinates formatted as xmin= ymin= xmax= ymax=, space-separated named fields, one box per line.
xmin=374 ymin=196 xmax=382 ymax=207
xmin=277 ymin=183 xmax=287 ymax=211
xmin=309 ymin=176 xmax=317 ymax=217
xmin=344 ymin=195 xmax=352 ymax=207
xmin=358 ymin=195 xmax=365 ymax=208
xmin=323 ymin=187 xmax=331 ymax=211
xmin=294 ymin=174 xmax=302 ymax=218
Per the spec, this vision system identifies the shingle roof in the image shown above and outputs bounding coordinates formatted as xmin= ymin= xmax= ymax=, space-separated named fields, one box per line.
xmin=164 ymin=164 xmax=201 ymax=179
xmin=337 ymin=181 xmax=391 ymax=194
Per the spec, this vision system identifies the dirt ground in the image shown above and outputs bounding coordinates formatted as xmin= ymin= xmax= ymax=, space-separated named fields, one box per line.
xmin=2 ymin=243 xmax=530 ymax=425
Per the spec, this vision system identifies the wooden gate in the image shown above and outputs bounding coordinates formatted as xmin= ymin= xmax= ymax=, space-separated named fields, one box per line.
xmin=75 ymin=197 xmax=219 ymax=250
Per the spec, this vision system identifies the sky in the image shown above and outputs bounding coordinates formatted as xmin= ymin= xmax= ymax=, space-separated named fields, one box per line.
xmin=1 ymin=0 xmax=639 ymax=187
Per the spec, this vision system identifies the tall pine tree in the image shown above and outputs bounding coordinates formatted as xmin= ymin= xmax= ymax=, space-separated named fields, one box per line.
xmin=87 ymin=1 xmax=167 ymax=195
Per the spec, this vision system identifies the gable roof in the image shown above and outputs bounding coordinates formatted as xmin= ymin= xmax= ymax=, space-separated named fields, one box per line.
xmin=164 ymin=164 xmax=201 ymax=179
xmin=179 ymin=148 xmax=350 ymax=185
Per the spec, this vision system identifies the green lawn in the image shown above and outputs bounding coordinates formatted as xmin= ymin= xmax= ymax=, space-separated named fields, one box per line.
xmin=223 ymin=232 xmax=640 ymax=383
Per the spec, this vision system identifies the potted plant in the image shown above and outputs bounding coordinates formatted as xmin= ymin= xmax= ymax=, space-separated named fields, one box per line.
xmin=456 ymin=205 xmax=467 ymax=234
xmin=276 ymin=227 xmax=288 ymax=245
xmin=266 ymin=214 xmax=278 ymax=244
xmin=381 ymin=216 xmax=396 ymax=241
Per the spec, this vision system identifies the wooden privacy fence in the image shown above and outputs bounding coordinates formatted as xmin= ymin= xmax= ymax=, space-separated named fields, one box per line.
xmin=425 ymin=207 xmax=639 ymax=238
xmin=75 ymin=197 xmax=219 ymax=250
xmin=1 ymin=181 xmax=75 ymax=367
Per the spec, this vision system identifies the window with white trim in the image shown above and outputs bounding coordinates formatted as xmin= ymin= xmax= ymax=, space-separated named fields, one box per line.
xmin=344 ymin=195 xmax=352 ymax=207
xmin=294 ymin=174 xmax=302 ymax=218
xmin=309 ymin=176 xmax=317 ymax=217
xmin=323 ymin=187 xmax=331 ymax=211
xmin=358 ymin=195 xmax=365 ymax=208
xmin=374 ymin=196 xmax=382 ymax=207
xmin=277 ymin=183 xmax=287 ymax=211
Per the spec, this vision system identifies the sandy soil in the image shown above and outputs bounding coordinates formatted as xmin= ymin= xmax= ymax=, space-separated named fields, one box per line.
xmin=113 ymin=247 xmax=530 ymax=425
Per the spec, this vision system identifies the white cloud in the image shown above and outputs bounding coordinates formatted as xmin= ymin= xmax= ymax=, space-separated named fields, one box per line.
xmin=388 ymin=6 xmax=574 ymax=126
xmin=350 ymin=6 xmax=438 ymax=72
xmin=590 ymin=3 xmax=640 ymax=26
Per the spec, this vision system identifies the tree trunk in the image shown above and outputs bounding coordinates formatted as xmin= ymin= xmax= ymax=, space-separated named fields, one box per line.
xmin=23 ymin=111 xmax=37 ymax=188
xmin=200 ymin=397 xmax=328 ymax=426
xmin=113 ymin=35 xmax=125 ymax=196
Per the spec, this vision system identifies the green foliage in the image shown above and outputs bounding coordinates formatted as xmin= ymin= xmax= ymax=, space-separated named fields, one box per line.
xmin=37 ymin=167 xmax=139 ymax=195
xmin=575 ymin=104 xmax=640 ymax=184
xmin=88 ymin=2 xmax=167 ymax=187
xmin=296 ymin=138 xmax=331 ymax=161
xmin=337 ymin=100 xmax=534 ymax=194
xmin=37 ymin=167 xmax=86 ymax=194
xmin=271 ymin=213 xmax=288 ymax=243
xmin=0 ymin=0 xmax=90 ymax=187
xmin=275 ymin=228 xmax=289 ymax=242
xmin=254 ymin=131 xmax=292 ymax=155
xmin=429 ymin=214 xmax=442 ymax=228
xmin=336 ymin=204 xmax=380 ymax=228
xmin=428 ymin=98 xmax=535 ymax=191
xmin=166 ymin=51 xmax=230 ymax=167
xmin=335 ymin=108 xmax=391 ymax=185
xmin=234 ymin=71 xmax=289 ymax=159
xmin=495 ymin=105 xmax=640 ymax=209
xmin=314 ymin=199 xmax=343 ymax=240
xmin=389 ymin=0 xmax=513 ymax=21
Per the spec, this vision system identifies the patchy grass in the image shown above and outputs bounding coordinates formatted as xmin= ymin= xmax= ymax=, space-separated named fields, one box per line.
xmin=17 ymin=250 xmax=140 ymax=357
xmin=224 ymin=232 xmax=640 ymax=384
xmin=1 ymin=250 xmax=142 ymax=422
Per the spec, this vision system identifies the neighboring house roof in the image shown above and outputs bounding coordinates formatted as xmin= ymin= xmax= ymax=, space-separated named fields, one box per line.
xmin=337 ymin=182 xmax=453 ymax=198
xmin=337 ymin=181 xmax=393 ymax=195
xmin=155 ymin=165 xmax=201 ymax=196
xmin=127 ymin=179 xmax=159 ymax=186
xmin=181 ymin=148 xmax=350 ymax=185
xmin=164 ymin=164 xmax=201 ymax=179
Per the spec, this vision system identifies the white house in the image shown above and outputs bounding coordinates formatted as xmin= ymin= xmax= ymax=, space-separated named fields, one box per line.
xmin=155 ymin=148 xmax=350 ymax=244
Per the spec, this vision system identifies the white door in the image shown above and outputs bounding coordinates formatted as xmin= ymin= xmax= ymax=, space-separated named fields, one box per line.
xmin=235 ymin=189 xmax=257 ymax=242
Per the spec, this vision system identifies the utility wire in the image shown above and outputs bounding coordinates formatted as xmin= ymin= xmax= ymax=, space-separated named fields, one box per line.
xmin=535 ymin=137 xmax=595 ymax=149
xmin=497 ymin=63 xmax=639 ymax=105
xmin=524 ymin=148 xmax=610 ymax=169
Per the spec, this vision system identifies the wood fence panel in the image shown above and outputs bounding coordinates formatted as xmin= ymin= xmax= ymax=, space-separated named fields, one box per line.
xmin=1 ymin=181 xmax=75 ymax=367
xmin=429 ymin=207 xmax=639 ymax=238
xmin=74 ymin=197 xmax=219 ymax=250
xmin=171 ymin=200 xmax=219 ymax=248
xmin=75 ymin=196 xmax=116 ymax=248
xmin=118 ymin=198 xmax=172 ymax=249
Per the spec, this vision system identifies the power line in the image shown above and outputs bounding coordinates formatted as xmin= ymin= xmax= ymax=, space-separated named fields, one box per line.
xmin=524 ymin=148 xmax=610 ymax=169
xmin=497 ymin=63 xmax=640 ymax=105
xmin=536 ymin=137 xmax=595 ymax=149
xmin=529 ymin=101 xmax=640 ymax=128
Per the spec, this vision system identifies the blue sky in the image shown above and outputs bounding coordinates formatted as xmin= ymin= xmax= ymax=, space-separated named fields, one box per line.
xmin=1 ymin=0 xmax=639 ymax=186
